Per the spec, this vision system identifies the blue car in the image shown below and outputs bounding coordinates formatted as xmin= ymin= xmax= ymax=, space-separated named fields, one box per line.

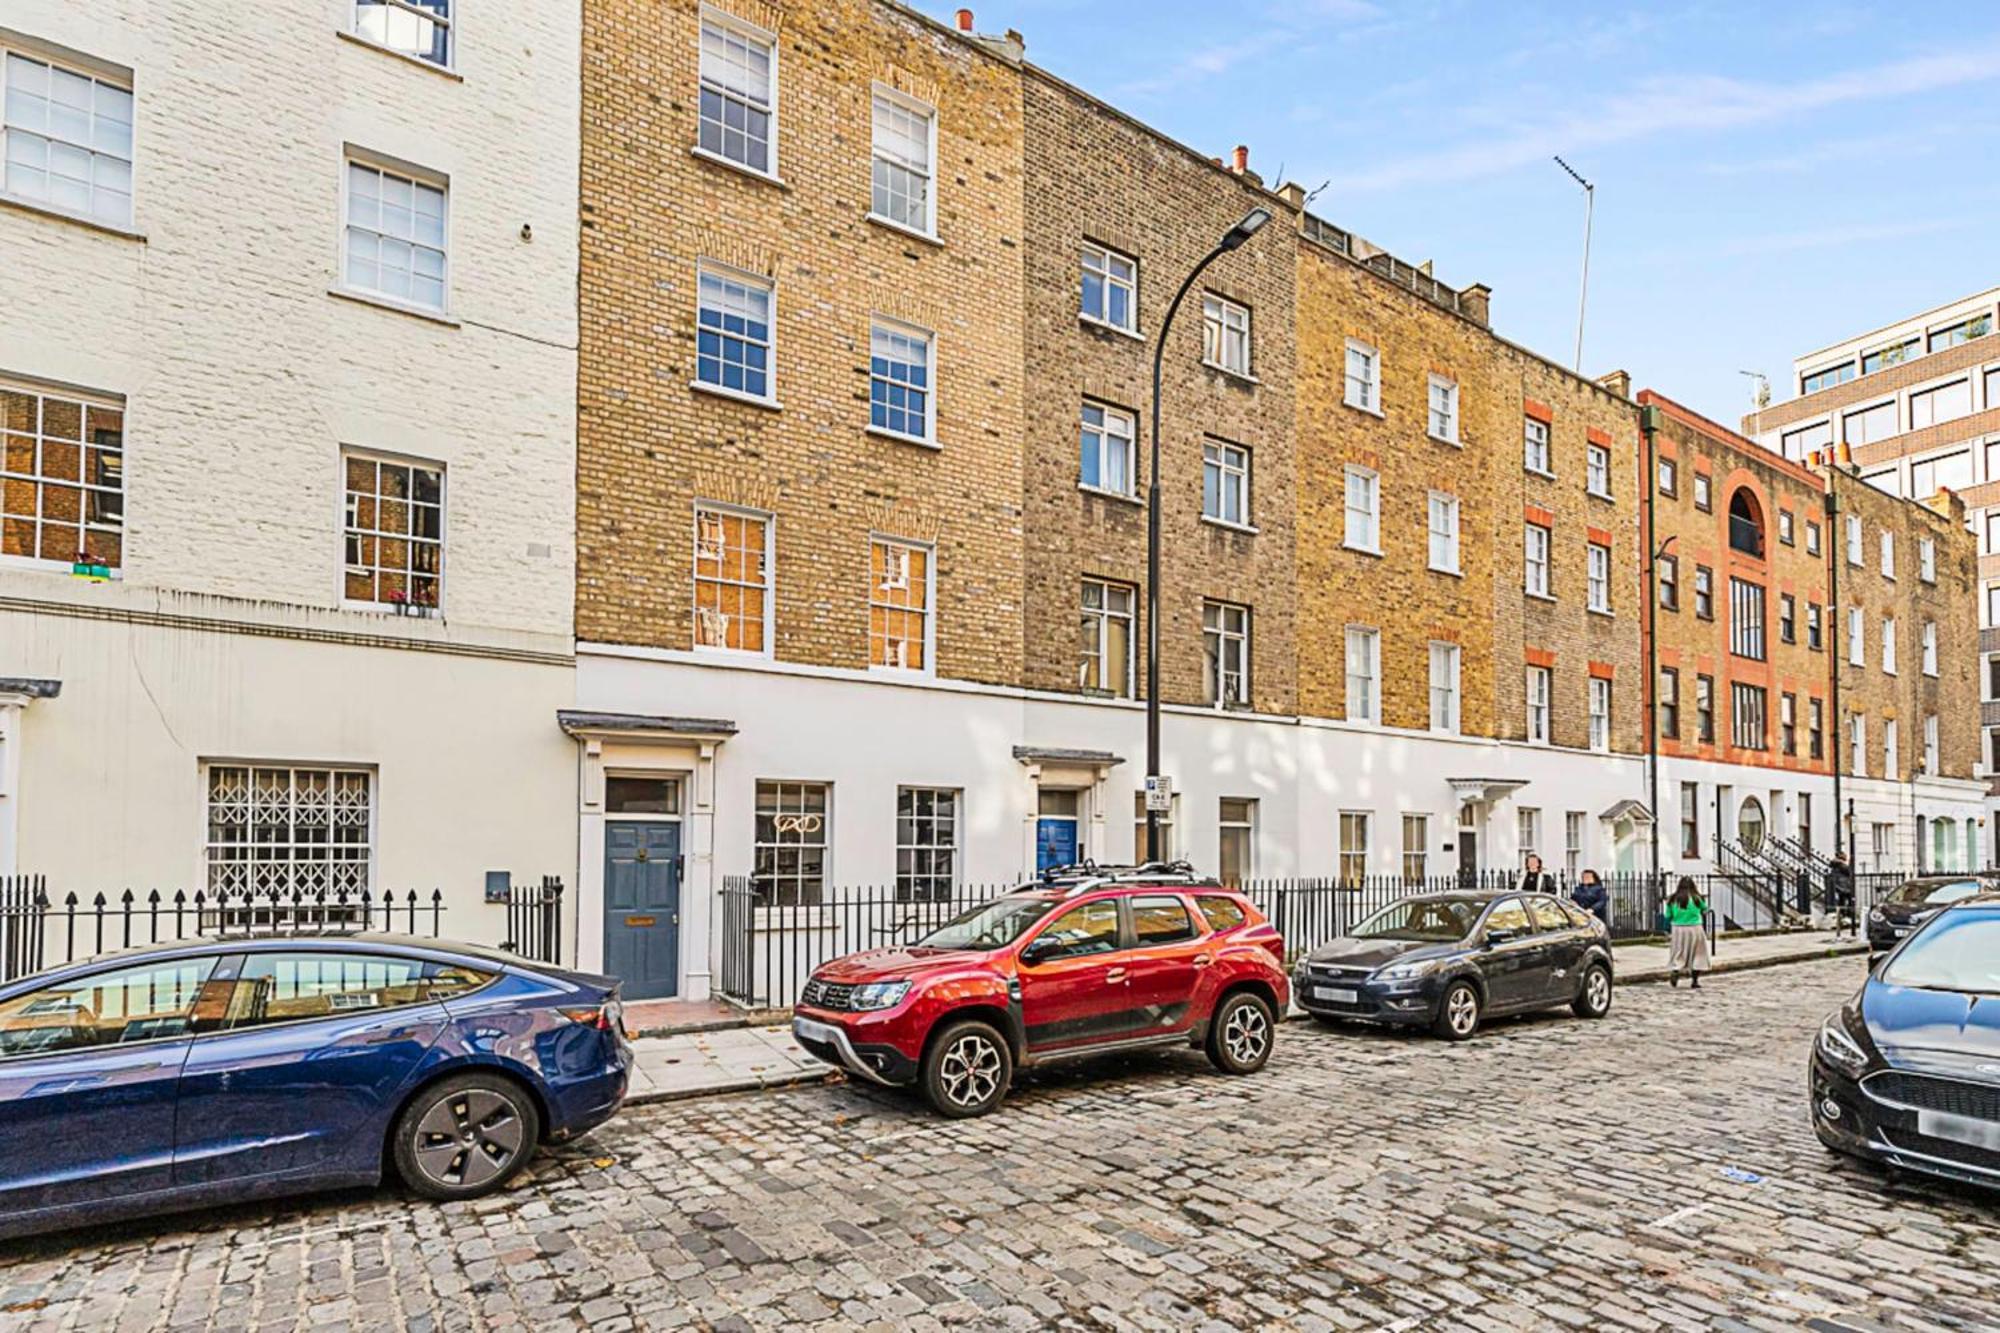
xmin=0 ymin=933 xmax=632 ymax=1239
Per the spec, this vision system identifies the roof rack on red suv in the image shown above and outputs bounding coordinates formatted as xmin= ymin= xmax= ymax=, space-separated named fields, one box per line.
xmin=792 ymin=870 xmax=1287 ymax=1117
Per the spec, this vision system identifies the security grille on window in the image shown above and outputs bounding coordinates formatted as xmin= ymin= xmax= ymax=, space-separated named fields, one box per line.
xmin=1428 ymin=492 xmax=1459 ymax=573
xmin=1202 ymin=440 xmax=1250 ymax=525
xmin=1078 ymin=402 xmax=1135 ymax=495
xmin=1429 ymin=641 xmax=1460 ymax=734
xmin=1524 ymin=524 xmax=1551 ymax=596
xmin=1078 ymin=578 xmax=1134 ymax=696
xmin=1339 ymin=811 xmax=1370 ymax=883
xmin=1587 ymin=444 xmax=1611 ymax=497
xmin=1344 ymin=342 xmax=1379 ymax=411
xmin=1589 ymin=678 xmax=1611 ymax=752
xmin=1587 ymin=544 xmax=1610 ymax=613
xmin=868 ymin=538 xmax=930 ymax=670
xmin=695 ymin=265 xmax=774 ymax=401
xmin=870 ymin=90 xmax=933 ymax=235
xmin=1079 ymin=243 xmax=1136 ymax=331
xmin=895 ymin=787 xmax=956 ymax=902
xmin=1203 ymin=600 xmax=1250 ymax=708
xmin=343 ymin=453 xmax=442 ymax=613
xmin=1659 ymin=667 xmax=1679 ymax=738
xmin=869 ymin=321 xmax=932 ymax=442
xmin=1428 ymin=377 xmax=1458 ymax=442
xmin=1344 ymin=465 xmax=1379 ymax=551
xmin=355 ymin=0 xmax=451 ymax=66
xmin=698 ymin=15 xmax=775 ymax=174
xmin=1 ymin=52 xmax=133 ymax=227
xmin=1 ymin=381 xmax=123 ymax=569
xmin=1731 ymin=683 xmax=1767 ymax=751
xmin=1219 ymin=799 xmax=1256 ymax=886
xmin=1729 ymin=577 xmax=1765 ymax=660
xmin=1524 ymin=417 xmax=1551 ymax=474
xmin=692 ymin=505 xmax=770 ymax=652
xmin=345 ymin=160 xmax=447 ymax=311
xmin=753 ymin=781 xmax=828 ymax=906
xmin=1202 ymin=295 xmax=1251 ymax=377
xmin=1402 ymin=814 xmax=1428 ymax=881
xmin=205 ymin=766 xmax=372 ymax=896
xmin=1345 ymin=626 xmax=1379 ymax=724
xmin=1525 ymin=665 xmax=1551 ymax=744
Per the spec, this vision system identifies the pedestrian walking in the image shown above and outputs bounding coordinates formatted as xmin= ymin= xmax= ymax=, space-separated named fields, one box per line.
xmin=1572 ymin=868 xmax=1613 ymax=934
xmin=1665 ymin=876 xmax=1711 ymax=989
xmin=1825 ymin=851 xmax=1856 ymax=938
xmin=1517 ymin=853 xmax=1558 ymax=896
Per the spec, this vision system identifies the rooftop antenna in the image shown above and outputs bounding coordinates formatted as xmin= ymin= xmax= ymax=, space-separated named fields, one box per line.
xmin=1553 ymin=155 xmax=1593 ymax=373
xmin=1739 ymin=370 xmax=1771 ymax=410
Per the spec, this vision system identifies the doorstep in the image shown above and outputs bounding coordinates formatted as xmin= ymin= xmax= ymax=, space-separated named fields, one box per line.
xmin=623 ymin=995 xmax=776 ymax=1038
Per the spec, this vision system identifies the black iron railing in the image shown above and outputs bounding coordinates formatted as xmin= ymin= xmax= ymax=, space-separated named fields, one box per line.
xmin=498 ymin=877 xmax=565 ymax=965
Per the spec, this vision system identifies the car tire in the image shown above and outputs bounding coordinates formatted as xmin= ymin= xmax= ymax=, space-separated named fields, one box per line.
xmin=921 ymin=1019 xmax=1012 ymax=1119
xmin=1571 ymin=963 xmax=1613 ymax=1020
xmin=392 ymin=1072 xmax=542 ymax=1202
xmin=1433 ymin=980 xmax=1481 ymax=1041
xmin=1206 ymin=991 xmax=1276 ymax=1075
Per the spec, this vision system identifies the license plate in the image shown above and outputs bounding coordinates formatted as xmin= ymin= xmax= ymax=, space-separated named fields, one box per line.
xmin=1918 ymin=1109 xmax=2000 ymax=1152
xmin=1312 ymin=986 xmax=1358 ymax=1004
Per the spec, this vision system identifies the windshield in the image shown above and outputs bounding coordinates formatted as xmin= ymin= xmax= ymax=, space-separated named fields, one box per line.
xmin=1880 ymin=912 xmax=2000 ymax=993
xmin=1352 ymin=898 xmax=1478 ymax=942
xmin=917 ymin=895 xmax=1055 ymax=951
xmin=1889 ymin=879 xmax=1986 ymax=907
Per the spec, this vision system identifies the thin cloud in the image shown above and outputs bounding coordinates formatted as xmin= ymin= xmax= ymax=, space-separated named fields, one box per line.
xmin=1113 ymin=0 xmax=1386 ymax=99
xmin=1327 ymin=42 xmax=2000 ymax=192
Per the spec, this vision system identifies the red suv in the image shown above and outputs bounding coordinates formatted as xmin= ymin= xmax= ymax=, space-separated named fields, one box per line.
xmin=792 ymin=866 xmax=1289 ymax=1117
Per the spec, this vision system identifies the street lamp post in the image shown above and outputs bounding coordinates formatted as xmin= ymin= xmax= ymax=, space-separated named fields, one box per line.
xmin=1145 ymin=205 xmax=1273 ymax=864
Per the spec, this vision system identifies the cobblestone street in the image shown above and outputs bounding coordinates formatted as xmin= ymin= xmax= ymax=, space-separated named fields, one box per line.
xmin=4 ymin=957 xmax=1998 ymax=1332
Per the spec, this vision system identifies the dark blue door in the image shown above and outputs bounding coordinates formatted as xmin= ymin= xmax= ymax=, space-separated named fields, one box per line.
xmin=1037 ymin=818 xmax=1078 ymax=873
xmin=173 ymin=951 xmax=447 ymax=1186
xmin=606 ymin=822 xmax=681 ymax=1000
xmin=0 ymin=955 xmax=218 ymax=1216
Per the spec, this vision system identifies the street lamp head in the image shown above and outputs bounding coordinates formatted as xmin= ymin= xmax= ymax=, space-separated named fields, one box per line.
xmin=1220 ymin=206 xmax=1273 ymax=251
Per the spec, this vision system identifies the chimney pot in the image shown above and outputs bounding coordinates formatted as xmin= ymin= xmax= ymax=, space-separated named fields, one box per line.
xmin=1232 ymin=145 xmax=1249 ymax=174
xmin=955 ymin=7 xmax=974 ymax=31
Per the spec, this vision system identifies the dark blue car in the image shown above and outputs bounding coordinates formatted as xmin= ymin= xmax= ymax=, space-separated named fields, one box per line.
xmin=0 ymin=934 xmax=632 ymax=1239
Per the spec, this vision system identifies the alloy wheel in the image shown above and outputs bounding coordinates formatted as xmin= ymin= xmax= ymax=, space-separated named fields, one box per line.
xmin=1586 ymin=969 xmax=1611 ymax=1014
xmin=938 ymin=1032 xmax=1004 ymax=1109
xmin=1448 ymin=987 xmax=1479 ymax=1036
xmin=412 ymin=1088 xmax=527 ymax=1190
xmin=1224 ymin=1001 xmax=1269 ymax=1065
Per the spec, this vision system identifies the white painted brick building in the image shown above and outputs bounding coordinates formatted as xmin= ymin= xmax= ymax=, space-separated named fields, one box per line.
xmin=0 ymin=2 xmax=580 ymax=939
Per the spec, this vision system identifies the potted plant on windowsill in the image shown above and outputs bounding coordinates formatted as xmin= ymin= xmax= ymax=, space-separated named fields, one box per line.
xmin=70 ymin=550 xmax=111 ymax=581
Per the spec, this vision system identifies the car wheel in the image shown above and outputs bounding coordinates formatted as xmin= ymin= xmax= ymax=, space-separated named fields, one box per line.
xmin=1207 ymin=991 xmax=1276 ymax=1074
xmin=1433 ymin=981 xmax=1481 ymax=1041
xmin=1571 ymin=964 xmax=1613 ymax=1020
xmin=921 ymin=1019 xmax=1012 ymax=1118
xmin=392 ymin=1072 xmax=542 ymax=1202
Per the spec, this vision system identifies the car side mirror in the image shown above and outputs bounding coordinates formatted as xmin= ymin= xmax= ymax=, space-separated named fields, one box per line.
xmin=1485 ymin=927 xmax=1521 ymax=946
xmin=1020 ymin=938 xmax=1055 ymax=966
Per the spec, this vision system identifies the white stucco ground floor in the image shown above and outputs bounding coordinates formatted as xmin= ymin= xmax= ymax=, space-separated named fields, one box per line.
xmin=1 ymin=595 xmax=577 ymax=963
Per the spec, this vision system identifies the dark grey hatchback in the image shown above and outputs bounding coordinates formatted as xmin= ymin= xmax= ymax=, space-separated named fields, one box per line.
xmin=1295 ymin=892 xmax=1614 ymax=1040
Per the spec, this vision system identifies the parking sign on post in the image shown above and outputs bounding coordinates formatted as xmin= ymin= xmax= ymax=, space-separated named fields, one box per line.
xmin=1145 ymin=775 xmax=1173 ymax=813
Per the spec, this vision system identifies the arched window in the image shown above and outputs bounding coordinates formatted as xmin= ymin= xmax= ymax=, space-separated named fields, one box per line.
xmin=1728 ymin=488 xmax=1765 ymax=558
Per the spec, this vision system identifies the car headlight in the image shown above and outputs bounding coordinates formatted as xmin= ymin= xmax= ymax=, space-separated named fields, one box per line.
xmin=1867 ymin=908 xmax=1885 ymax=924
xmin=848 ymin=981 xmax=911 ymax=1011
xmin=1817 ymin=1014 xmax=1869 ymax=1078
xmin=1374 ymin=958 xmax=1438 ymax=983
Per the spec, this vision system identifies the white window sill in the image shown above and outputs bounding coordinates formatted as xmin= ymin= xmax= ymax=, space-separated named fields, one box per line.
xmin=0 ymin=192 xmax=144 ymax=242
xmin=329 ymin=287 xmax=460 ymax=328
xmin=1343 ymin=542 xmax=1383 ymax=558
xmin=1525 ymin=466 xmax=1557 ymax=481
xmin=689 ymin=145 xmax=788 ymax=189
xmin=1079 ymin=484 xmax=1143 ymax=507
xmin=341 ymin=599 xmax=444 ymax=621
xmin=0 ymin=554 xmax=124 ymax=581
xmin=1587 ymin=487 xmax=1614 ymax=503
xmin=691 ymin=380 xmax=782 ymax=411
xmin=1343 ymin=398 xmax=1385 ymax=419
xmin=1428 ymin=431 xmax=1461 ymax=448
xmin=868 ymin=664 xmax=934 ymax=681
xmin=1079 ymin=314 xmax=1144 ymax=342
xmin=1588 ymin=606 xmax=1615 ymax=618
xmin=1202 ymin=360 xmax=1258 ymax=385
xmin=691 ymin=644 xmax=775 ymax=662
xmin=1429 ymin=563 xmax=1462 ymax=578
xmin=866 ymin=213 xmax=942 ymax=247
xmin=336 ymin=29 xmax=464 ymax=80
xmin=1526 ymin=590 xmax=1557 ymax=604
xmin=1201 ymin=515 xmax=1258 ymax=535
xmin=866 ymin=425 xmax=941 ymax=451
xmin=1430 ymin=726 xmax=1461 ymax=739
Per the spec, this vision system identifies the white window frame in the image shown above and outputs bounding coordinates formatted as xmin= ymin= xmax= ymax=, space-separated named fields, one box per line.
xmin=1587 ymin=543 xmax=1611 ymax=614
xmin=1880 ymin=530 xmax=1895 ymax=579
xmin=0 ymin=376 xmax=125 ymax=575
xmin=867 ymin=535 xmax=934 ymax=674
xmin=1589 ymin=678 xmax=1611 ymax=753
xmin=1884 ymin=718 xmax=1898 ymax=776
xmin=752 ymin=780 xmax=830 ymax=906
xmin=203 ymin=764 xmax=375 ymax=896
xmin=1925 ymin=714 xmax=1940 ymax=775
xmin=0 ymin=44 xmax=135 ymax=230
xmin=894 ymin=786 xmax=958 ymax=902
xmin=696 ymin=8 xmax=779 ymax=180
xmin=1339 ymin=810 xmax=1372 ymax=883
xmin=1923 ymin=620 xmax=1939 ymax=677
xmin=692 ymin=501 xmax=774 ymax=656
xmin=1402 ymin=813 xmax=1429 ymax=882
xmin=1881 ymin=616 xmax=1896 ymax=675
xmin=1845 ymin=514 xmax=1863 ymax=566
xmin=1849 ymin=713 xmax=1867 ymax=778
xmin=1079 ymin=577 xmax=1135 ymax=698
xmin=1909 ymin=377 xmax=1973 ymax=431
xmin=1526 ymin=665 xmax=1552 ymax=745
xmin=1201 ymin=293 xmax=1253 ymax=379
xmin=1427 ymin=491 xmax=1460 ymax=574
xmin=1429 ymin=640 xmax=1461 ymax=735
xmin=340 ymin=152 xmax=450 ymax=315
xmin=1343 ymin=340 xmax=1380 ymax=414
xmin=351 ymin=0 xmax=454 ymax=70
xmin=1203 ymin=600 xmax=1251 ymax=709
xmin=868 ymin=84 xmax=936 ymax=239
xmin=866 ymin=317 xmax=935 ymax=446
xmin=1919 ymin=536 xmax=1936 ymax=584
xmin=1524 ymin=416 xmax=1552 ymax=476
xmin=1343 ymin=464 xmax=1380 ymax=554
xmin=1586 ymin=442 xmax=1611 ymax=498
xmin=341 ymin=449 xmax=445 ymax=616
xmin=1565 ymin=811 xmax=1586 ymax=880
xmin=1078 ymin=400 xmax=1137 ymax=497
xmin=1079 ymin=241 xmax=1138 ymax=334
xmin=1201 ymin=438 xmax=1252 ymax=529
xmin=1219 ymin=798 xmax=1257 ymax=885
xmin=1427 ymin=376 xmax=1459 ymax=444
xmin=693 ymin=260 xmax=777 ymax=406
xmin=1847 ymin=606 xmax=1864 ymax=667
xmin=1518 ymin=807 xmax=1542 ymax=859
xmin=1524 ymin=523 xmax=1551 ymax=598
xmin=1344 ymin=625 xmax=1380 ymax=726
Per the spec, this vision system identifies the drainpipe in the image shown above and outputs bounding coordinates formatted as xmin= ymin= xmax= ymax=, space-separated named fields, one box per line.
xmin=1640 ymin=404 xmax=1664 ymax=887
xmin=1827 ymin=481 xmax=1850 ymax=867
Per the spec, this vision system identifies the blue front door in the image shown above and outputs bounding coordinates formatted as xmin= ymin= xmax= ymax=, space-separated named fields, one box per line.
xmin=1036 ymin=818 xmax=1078 ymax=873
xmin=606 ymin=822 xmax=681 ymax=1000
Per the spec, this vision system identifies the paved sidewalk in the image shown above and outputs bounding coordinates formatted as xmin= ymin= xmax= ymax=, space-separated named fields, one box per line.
xmin=621 ymin=928 xmax=1870 ymax=1105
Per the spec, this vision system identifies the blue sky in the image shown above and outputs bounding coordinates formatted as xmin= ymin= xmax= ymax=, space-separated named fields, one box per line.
xmin=915 ymin=0 xmax=2000 ymax=425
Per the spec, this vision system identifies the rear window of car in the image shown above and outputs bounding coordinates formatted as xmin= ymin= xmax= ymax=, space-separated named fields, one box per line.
xmin=1194 ymin=895 xmax=1248 ymax=932
xmin=1131 ymin=895 xmax=1197 ymax=945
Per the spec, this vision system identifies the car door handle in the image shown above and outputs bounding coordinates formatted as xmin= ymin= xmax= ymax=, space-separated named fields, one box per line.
xmin=1192 ymin=954 xmax=1213 ymax=967
xmin=1105 ymin=968 xmax=1128 ymax=984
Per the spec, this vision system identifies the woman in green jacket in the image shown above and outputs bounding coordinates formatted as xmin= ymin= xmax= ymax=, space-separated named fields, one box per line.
xmin=1665 ymin=876 xmax=1710 ymax=989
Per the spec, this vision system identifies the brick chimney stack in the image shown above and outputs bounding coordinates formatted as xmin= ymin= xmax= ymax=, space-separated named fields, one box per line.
xmin=1232 ymin=145 xmax=1249 ymax=174
xmin=1460 ymin=284 xmax=1492 ymax=327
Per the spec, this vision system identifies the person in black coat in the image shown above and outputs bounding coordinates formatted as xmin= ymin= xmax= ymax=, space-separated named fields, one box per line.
xmin=1825 ymin=851 xmax=1856 ymax=937
xmin=1572 ymin=868 xmax=1612 ymax=934
xmin=1517 ymin=853 xmax=1558 ymax=895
